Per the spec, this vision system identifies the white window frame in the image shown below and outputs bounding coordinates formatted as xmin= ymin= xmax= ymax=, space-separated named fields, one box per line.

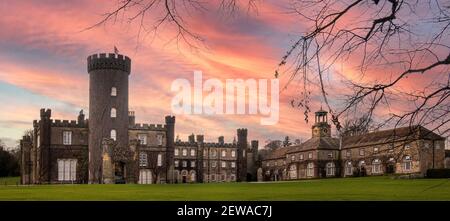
xmin=182 ymin=148 xmax=187 ymax=156
xmin=111 ymin=87 xmax=117 ymax=96
xmin=372 ymin=159 xmax=382 ymax=174
xmin=156 ymin=134 xmax=163 ymax=146
xmin=191 ymin=161 xmax=196 ymax=168
xmin=157 ymin=154 xmax=162 ymax=167
xmin=221 ymin=161 xmax=226 ymax=168
xmin=326 ymin=162 xmax=335 ymax=176
xmin=139 ymin=152 xmax=148 ymax=167
xmin=182 ymin=161 xmax=187 ymax=168
xmin=63 ymin=131 xmax=72 ymax=145
xmin=299 ymin=154 xmax=303 ymax=160
xmin=57 ymin=159 xmax=77 ymax=181
xmin=175 ymin=160 xmax=179 ymax=167
xmin=231 ymin=162 xmax=236 ymax=168
xmin=359 ymin=148 xmax=365 ymax=156
xmin=345 ymin=161 xmax=353 ymax=176
xmin=221 ymin=150 xmax=226 ymax=157
xmin=190 ymin=149 xmax=196 ymax=157
xmin=308 ymin=152 xmax=313 ymax=159
xmin=138 ymin=134 xmax=147 ymax=145
xmin=231 ymin=150 xmax=236 ymax=157
xmin=111 ymin=108 xmax=117 ymax=118
xmin=174 ymin=148 xmax=179 ymax=156
xmin=110 ymin=129 xmax=117 ymax=141
xmin=307 ymin=162 xmax=314 ymax=177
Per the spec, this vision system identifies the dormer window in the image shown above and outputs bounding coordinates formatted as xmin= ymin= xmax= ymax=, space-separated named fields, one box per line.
xmin=111 ymin=87 xmax=117 ymax=96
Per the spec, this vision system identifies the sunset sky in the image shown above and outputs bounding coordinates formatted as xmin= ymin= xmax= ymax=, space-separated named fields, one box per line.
xmin=0 ymin=0 xmax=447 ymax=149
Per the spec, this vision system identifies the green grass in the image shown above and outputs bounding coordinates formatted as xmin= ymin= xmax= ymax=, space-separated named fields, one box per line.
xmin=0 ymin=176 xmax=20 ymax=185
xmin=0 ymin=176 xmax=449 ymax=200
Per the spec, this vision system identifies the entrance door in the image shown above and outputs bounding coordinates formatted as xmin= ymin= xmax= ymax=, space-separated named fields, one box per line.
xmin=182 ymin=176 xmax=187 ymax=183
xmin=114 ymin=162 xmax=126 ymax=184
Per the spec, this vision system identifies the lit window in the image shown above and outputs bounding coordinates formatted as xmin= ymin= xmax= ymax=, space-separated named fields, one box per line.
xmin=111 ymin=108 xmax=116 ymax=118
xmin=190 ymin=149 xmax=196 ymax=156
xmin=63 ymin=131 xmax=72 ymax=145
xmin=372 ymin=159 xmax=382 ymax=174
xmin=191 ymin=161 xmax=196 ymax=168
xmin=111 ymin=87 xmax=117 ymax=96
xmin=139 ymin=152 xmax=148 ymax=167
xmin=174 ymin=148 xmax=179 ymax=156
xmin=221 ymin=150 xmax=226 ymax=157
xmin=307 ymin=163 xmax=314 ymax=177
xmin=231 ymin=150 xmax=236 ymax=157
xmin=326 ymin=162 xmax=335 ymax=176
xmin=138 ymin=134 xmax=147 ymax=145
xmin=156 ymin=134 xmax=163 ymax=146
xmin=182 ymin=149 xmax=187 ymax=156
xmin=57 ymin=159 xmax=77 ymax=181
xmin=221 ymin=161 xmax=226 ymax=168
xmin=157 ymin=154 xmax=162 ymax=167
xmin=110 ymin=129 xmax=117 ymax=141
xmin=231 ymin=162 xmax=236 ymax=168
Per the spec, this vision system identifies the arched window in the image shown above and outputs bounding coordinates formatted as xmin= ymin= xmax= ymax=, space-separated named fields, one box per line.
xmin=190 ymin=170 xmax=196 ymax=182
xmin=307 ymin=162 xmax=314 ymax=177
xmin=289 ymin=164 xmax=297 ymax=179
xmin=372 ymin=159 xmax=382 ymax=174
xmin=403 ymin=155 xmax=412 ymax=171
xmin=111 ymin=87 xmax=117 ymax=96
xmin=111 ymin=108 xmax=117 ymax=118
xmin=345 ymin=161 xmax=353 ymax=176
xmin=326 ymin=162 xmax=335 ymax=176
xmin=110 ymin=129 xmax=116 ymax=141
xmin=358 ymin=160 xmax=365 ymax=169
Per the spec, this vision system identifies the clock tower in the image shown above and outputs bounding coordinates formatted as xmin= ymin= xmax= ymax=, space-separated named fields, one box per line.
xmin=312 ymin=108 xmax=331 ymax=138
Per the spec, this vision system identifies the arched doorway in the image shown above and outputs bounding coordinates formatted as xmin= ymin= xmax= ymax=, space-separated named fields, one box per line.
xmin=181 ymin=170 xmax=188 ymax=183
xmin=114 ymin=161 xmax=126 ymax=184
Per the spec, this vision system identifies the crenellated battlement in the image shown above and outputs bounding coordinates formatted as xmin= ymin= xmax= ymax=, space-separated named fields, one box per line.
xmin=50 ymin=119 xmax=88 ymax=128
xmin=175 ymin=141 xmax=236 ymax=148
xmin=87 ymin=53 xmax=131 ymax=73
xmin=129 ymin=123 xmax=166 ymax=131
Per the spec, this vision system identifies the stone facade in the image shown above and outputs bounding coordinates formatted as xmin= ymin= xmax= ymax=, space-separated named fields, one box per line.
xmin=261 ymin=109 xmax=446 ymax=181
xmin=19 ymin=53 xmax=257 ymax=184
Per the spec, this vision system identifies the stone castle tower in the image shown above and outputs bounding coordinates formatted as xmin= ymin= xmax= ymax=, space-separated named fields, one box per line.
xmin=87 ymin=53 xmax=131 ymax=184
xmin=312 ymin=108 xmax=331 ymax=138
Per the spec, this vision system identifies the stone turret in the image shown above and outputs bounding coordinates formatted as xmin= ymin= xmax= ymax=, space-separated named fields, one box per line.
xmin=236 ymin=128 xmax=248 ymax=182
xmin=312 ymin=108 xmax=331 ymax=138
xmin=165 ymin=115 xmax=176 ymax=183
xmin=87 ymin=53 xmax=131 ymax=184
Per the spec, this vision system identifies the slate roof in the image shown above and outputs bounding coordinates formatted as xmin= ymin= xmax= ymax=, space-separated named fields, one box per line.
xmin=341 ymin=125 xmax=444 ymax=149
xmin=286 ymin=137 xmax=340 ymax=154
xmin=263 ymin=146 xmax=290 ymax=160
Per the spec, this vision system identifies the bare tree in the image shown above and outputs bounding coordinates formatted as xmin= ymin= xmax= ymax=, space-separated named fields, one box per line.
xmin=341 ymin=114 xmax=372 ymax=137
xmin=91 ymin=0 xmax=450 ymax=135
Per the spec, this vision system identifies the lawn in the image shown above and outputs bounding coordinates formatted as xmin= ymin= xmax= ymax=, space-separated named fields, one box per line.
xmin=0 ymin=176 xmax=449 ymax=200
xmin=0 ymin=176 xmax=20 ymax=186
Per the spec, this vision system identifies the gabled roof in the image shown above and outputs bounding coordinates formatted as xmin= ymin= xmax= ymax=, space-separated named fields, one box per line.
xmin=263 ymin=146 xmax=290 ymax=160
xmin=287 ymin=137 xmax=340 ymax=154
xmin=342 ymin=125 xmax=444 ymax=149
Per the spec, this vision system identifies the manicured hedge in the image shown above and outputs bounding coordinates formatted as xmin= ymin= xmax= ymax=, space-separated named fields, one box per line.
xmin=426 ymin=169 xmax=450 ymax=178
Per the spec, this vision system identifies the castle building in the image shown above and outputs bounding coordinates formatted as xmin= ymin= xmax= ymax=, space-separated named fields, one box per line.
xmin=260 ymin=109 xmax=446 ymax=181
xmin=19 ymin=53 xmax=257 ymax=184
